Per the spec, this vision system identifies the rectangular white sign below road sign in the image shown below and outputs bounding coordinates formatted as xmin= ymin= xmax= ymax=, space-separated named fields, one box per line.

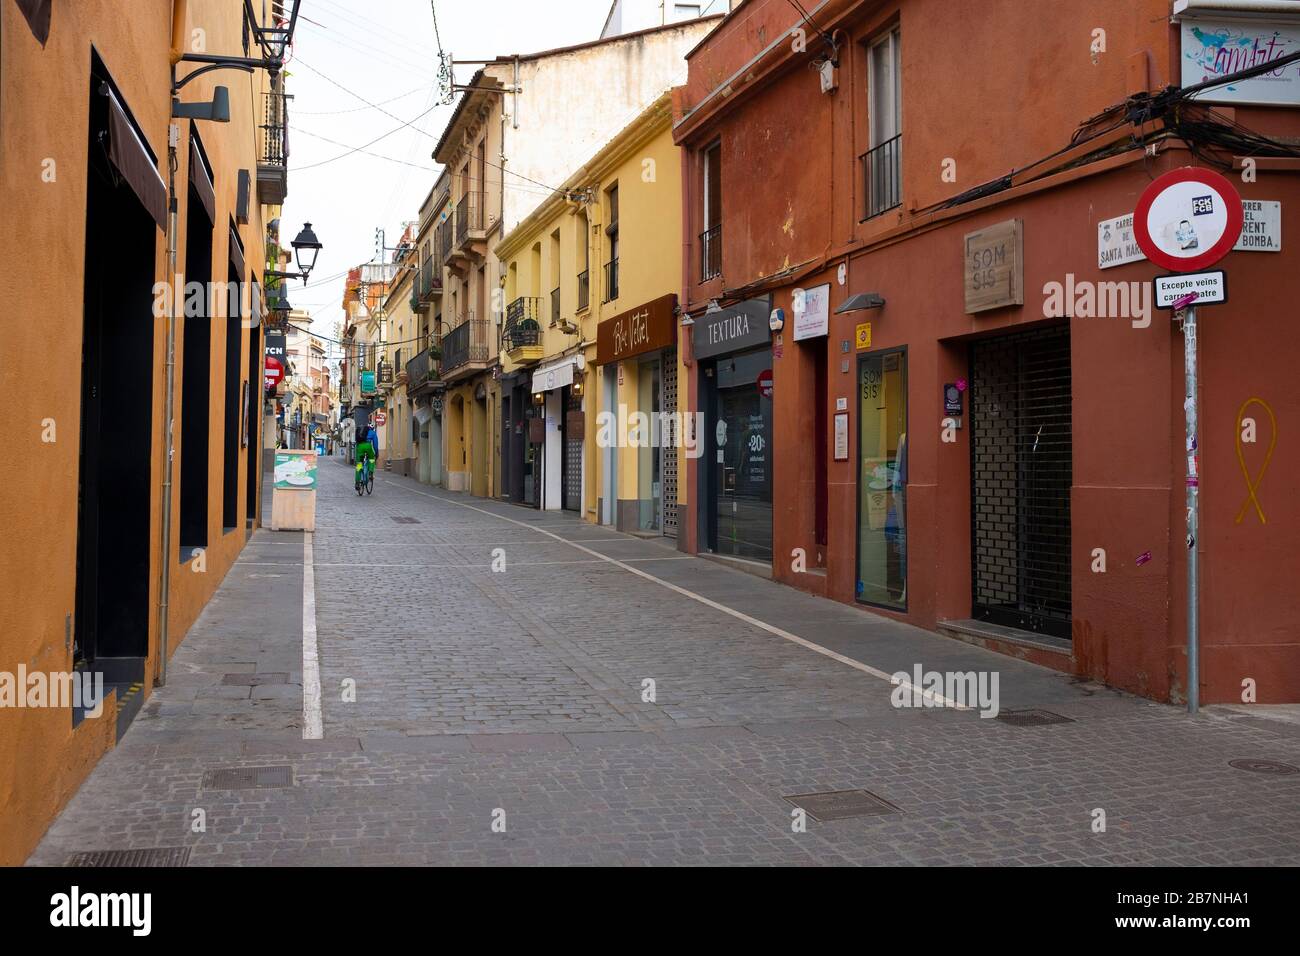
xmin=1154 ymin=271 xmax=1228 ymax=310
xmin=1099 ymin=201 xmax=1281 ymax=268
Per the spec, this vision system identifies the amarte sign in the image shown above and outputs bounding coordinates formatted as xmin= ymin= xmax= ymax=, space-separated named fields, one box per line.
xmin=693 ymin=297 xmax=772 ymax=360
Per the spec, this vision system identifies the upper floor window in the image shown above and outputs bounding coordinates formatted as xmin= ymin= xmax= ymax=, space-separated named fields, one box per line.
xmin=604 ymin=184 xmax=620 ymax=302
xmin=864 ymin=27 xmax=902 ymax=219
xmin=701 ymin=142 xmax=722 ymax=280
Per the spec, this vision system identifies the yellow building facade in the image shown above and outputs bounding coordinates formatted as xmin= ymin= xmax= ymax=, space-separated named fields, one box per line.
xmin=495 ymin=94 xmax=688 ymax=534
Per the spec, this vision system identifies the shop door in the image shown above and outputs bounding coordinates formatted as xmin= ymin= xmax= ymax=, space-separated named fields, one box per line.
xmin=563 ymin=387 xmax=582 ymax=512
xmin=856 ymin=349 xmax=908 ymax=608
xmin=970 ymin=324 xmax=1072 ymax=638
xmin=662 ymin=347 xmax=679 ymax=538
xmin=710 ymin=350 xmax=773 ymax=560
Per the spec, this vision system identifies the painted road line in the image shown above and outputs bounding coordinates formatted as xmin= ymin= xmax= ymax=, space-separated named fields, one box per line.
xmin=391 ymin=482 xmax=963 ymax=710
xmin=301 ymin=532 xmax=324 ymax=740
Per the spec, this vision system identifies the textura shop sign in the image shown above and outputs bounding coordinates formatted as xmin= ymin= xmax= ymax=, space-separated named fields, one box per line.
xmin=693 ymin=297 xmax=772 ymax=360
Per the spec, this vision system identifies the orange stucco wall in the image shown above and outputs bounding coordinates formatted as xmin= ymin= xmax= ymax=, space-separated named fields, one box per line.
xmin=0 ymin=0 xmax=272 ymax=865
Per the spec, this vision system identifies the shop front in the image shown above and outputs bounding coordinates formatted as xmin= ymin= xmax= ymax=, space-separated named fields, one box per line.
xmin=501 ymin=369 xmax=543 ymax=507
xmin=694 ymin=298 xmax=774 ymax=563
xmin=595 ymin=293 xmax=678 ymax=533
xmin=531 ymin=354 xmax=585 ymax=512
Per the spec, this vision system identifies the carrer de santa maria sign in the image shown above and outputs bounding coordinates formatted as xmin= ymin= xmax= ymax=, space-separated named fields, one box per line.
xmin=596 ymin=293 xmax=677 ymax=365
xmin=692 ymin=297 xmax=773 ymax=360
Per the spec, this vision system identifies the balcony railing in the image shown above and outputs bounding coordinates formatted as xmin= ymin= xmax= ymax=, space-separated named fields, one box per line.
xmin=550 ymin=287 xmax=560 ymax=326
xmin=861 ymin=134 xmax=902 ymax=220
xmin=257 ymin=91 xmax=289 ymax=204
xmin=405 ymin=349 xmax=440 ymax=394
xmin=438 ymin=218 xmax=454 ymax=264
xmin=416 ymin=255 xmax=439 ymax=304
xmin=504 ymin=297 xmax=543 ymax=354
xmin=603 ymin=258 xmax=619 ymax=303
xmin=700 ymin=223 xmax=721 ymax=281
xmin=443 ymin=314 xmax=490 ymax=372
xmin=455 ymin=191 xmax=483 ymax=247
xmin=577 ymin=269 xmax=590 ymax=312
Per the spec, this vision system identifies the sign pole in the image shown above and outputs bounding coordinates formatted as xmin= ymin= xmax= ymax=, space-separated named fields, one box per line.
xmin=1182 ymin=301 xmax=1200 ymax=715
xmin=1132 ymin=167 xmax=1244 ymax=716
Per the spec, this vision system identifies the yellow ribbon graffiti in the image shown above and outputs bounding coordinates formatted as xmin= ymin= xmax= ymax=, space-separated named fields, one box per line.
xmin=1234 ymin=397 xmax=1276 ymax=526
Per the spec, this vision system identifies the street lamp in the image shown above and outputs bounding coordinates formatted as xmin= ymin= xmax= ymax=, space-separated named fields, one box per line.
xmin=292 ymin=222 xmax=322 ymax=279
xmin=266 ymin=222 xmax=324 ymax=286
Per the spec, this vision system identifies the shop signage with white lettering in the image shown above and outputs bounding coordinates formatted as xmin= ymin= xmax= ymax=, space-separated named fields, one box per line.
xmin=693 ymin=297 xmax=772 ymax=360
xmin=596 ymin=293 xmax=677 ymax=365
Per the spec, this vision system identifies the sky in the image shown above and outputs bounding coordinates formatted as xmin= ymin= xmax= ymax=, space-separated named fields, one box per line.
xmin=278 ymin=0 xmax=615 ymax=368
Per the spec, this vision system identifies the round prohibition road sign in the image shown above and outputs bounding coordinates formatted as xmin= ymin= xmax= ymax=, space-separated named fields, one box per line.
xmin=1132 ymin=167 xmax=1244 ymax=273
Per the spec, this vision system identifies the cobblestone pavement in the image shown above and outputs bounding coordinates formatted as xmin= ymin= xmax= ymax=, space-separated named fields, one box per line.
xmin=29 ymin=458 xmax=1300 ymax=865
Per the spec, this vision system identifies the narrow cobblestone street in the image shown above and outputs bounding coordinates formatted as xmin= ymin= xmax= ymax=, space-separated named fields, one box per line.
xmin=28 ymin=458 xmax=1300 ymax=866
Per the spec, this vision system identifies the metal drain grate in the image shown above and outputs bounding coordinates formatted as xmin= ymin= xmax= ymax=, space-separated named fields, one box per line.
xmin=784 ymin=789 xmax=900 ymax=821
xmin=1229 ymin=759 xmax=1299 ymax=775
xmin=221 ymin=672 xmax=289 ymax=686
xmin=67 ymin=847 xmax=191 ymax=867
xmin=390 ymin=516 xmax=421 ymax=524
xmin=996 ymin=709 xmax=1076 ymax=727
xmin=202 ymin=765 xmax=294 ymax=790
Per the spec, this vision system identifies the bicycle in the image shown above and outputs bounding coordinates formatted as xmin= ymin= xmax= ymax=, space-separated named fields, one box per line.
xmin=355 ymin=455 xmax=374 ymax=496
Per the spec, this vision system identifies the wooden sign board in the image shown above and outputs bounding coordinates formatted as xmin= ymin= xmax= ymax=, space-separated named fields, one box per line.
xmin=270 ymin=450 xmax=318 ymax=531
xmin=529 ymin=417 xmax=545 ymax=443
xmin=964 ymin=219 xmax=1023 ymax=314
xmin=566 ymin=410 xmax=585 ymax=440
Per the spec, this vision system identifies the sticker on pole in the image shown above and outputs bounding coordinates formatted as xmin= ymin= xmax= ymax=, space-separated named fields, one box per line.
xmin=1154 ymin=271 xmax=1227 ymax=310
xmin=1133 ymin=167 xmax=1244 ymax=272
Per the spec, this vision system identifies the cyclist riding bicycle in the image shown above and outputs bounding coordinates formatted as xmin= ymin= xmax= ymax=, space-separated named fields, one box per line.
xmin=355 ymin=422 xmax=378 ymax=491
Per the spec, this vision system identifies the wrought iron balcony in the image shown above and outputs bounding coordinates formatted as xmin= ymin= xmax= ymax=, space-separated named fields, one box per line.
xmin=438 ymin=218 xmax=454 ymax=265
xmin=406 ymin=348 xmax=441 ymax=397
xmin=603 ymin=258 xmax=619 ymax=303
xmin=257 ymin=91 xmax=289 ymax=204
xmin=861 ymin=134 xmax=902 ymax=220
xmin=442 ymin=314 xmax=490 ymax=374
xmin=700 ymin=223 xmax=721 ymax=281
xmin=504 ymin=298 xmax=543 ymax=361
xmin=416 ymin=255 xmax=439 ymax=308
xmin=455 ymin=190 xmax=484 ymax=248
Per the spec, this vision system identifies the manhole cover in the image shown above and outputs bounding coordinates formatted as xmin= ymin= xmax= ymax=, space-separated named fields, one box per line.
xmin=783 ymin=789 xmax=899 ymax=821
xmin=1229 ymin=759 xmax=1299 ymax=775
xmin=221 ymin=672 xmax=289 ymax=686
xmin=66 ymin=847 xmax=191 ymax=867
xmin=996 ymin=709 xmax=1076 ymax=727
xmin=202 ymin=765 xmax=294 ymax=790
xmin=390 ymin=516 xmax=421 ymax=524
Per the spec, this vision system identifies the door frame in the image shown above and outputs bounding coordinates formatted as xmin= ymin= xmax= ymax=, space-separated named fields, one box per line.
xmin=853 ymin=344 xmax=909 ymax=612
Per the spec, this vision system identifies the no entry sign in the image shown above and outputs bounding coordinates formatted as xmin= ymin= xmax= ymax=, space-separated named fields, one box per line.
xmin=1133 ymin=167 xmax=1244 ymax=272
xmin=264 ymin=355 xmax=284 ymax=390
xmin=374 ymin=410 xmax=387 ymax=427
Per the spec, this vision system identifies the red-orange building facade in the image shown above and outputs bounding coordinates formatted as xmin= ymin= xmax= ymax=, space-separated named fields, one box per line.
xmin=673 ymin=0 xmax=1300 ymax=703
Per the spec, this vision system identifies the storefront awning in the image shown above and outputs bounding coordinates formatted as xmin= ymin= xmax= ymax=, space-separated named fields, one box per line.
xmin=190 ymin=137 xmax=216 ymax=223
xmin=531 ymin=354 xmax=585 ymax=393
xmin=229 ymin=224 xmax=246 ymax=279
xmin=103 ymin=88 xmax=167 ymax=231
xmin=15 ymin=0 xmax=52 ymax=45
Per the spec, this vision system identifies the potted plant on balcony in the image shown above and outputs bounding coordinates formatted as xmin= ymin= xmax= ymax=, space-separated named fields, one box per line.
xmin=427 ymin=343 xmax=443 ymax=361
